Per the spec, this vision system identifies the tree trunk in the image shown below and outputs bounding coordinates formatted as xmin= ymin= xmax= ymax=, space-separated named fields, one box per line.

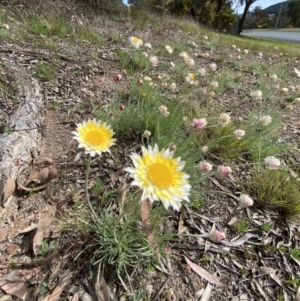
xmin=216 ymin=0 xmax=223 ymax=13
xmin=237 ymin=0 xmax=254 ymax=34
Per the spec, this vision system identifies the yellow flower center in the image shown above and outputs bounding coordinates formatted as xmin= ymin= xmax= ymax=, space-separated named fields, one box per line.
xmin=148 ymin=162 xmax=173 ymax=188
xmin=190 ymin=73 xmax=195 ymax=80
xmin=133 ymin=37 xmax=139 ymax=44
xmin=85 ymin=130 xmax=105 ymax=146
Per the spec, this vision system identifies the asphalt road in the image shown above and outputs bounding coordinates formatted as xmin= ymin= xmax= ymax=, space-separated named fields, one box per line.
xmin=241 ymin=30 xmax=300 ymax=44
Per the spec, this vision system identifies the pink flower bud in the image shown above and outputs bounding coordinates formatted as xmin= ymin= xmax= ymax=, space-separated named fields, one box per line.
xmin=240 ymin=194 xmax=254 ymax=208
xmin=199 ymin=161 xmax=213 ymax=173
xmin=210 ymin=230 xmax=226 ymax=243
xmin=191 ymin=118 xmax=207 ymax=132
xmin=115 ymin=74 xmax=122 ymax=81
xmin=119 ymin=104 xmax=125 ymax=110
xmin=260 ymin=115 xmax=272 ymax=125
xmin=217 ymin=165 xmax=232 ymax=177
xmin=264 ymin=156 xmax=280 ymax=170
xmin=234 ymin=129 xmax=245 ymax=140
xmin=137 ymin=79 xmax=143 ymax=85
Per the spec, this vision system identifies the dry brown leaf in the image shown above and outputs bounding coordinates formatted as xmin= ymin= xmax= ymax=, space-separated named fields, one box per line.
xmin=184 ymin=256 xmax=225 ymax=287
xmin=40 ymin=271 xmax=73 ymax=301
xmin=28 ymin=169 xmax=40 ymax=182
xmin=42 ymin=157 xmax=54 ymax=164
xmin=200 ymin=283 xmax=212 ymax=301
xmin=48 ymin=166 xmax=58 ymax=181
xmin=33 ymin=230 xmax=44 ymax=255
xmin=0 ymin=280 xmax=34 ymax=301
xmin=3 ymin=177 xmax=16 ymax=203
xmin=178 ymin=209 xmax=186 ymax=236
xmin=95 ymin=275 xmax=110 ymax=301
xmin=141 ymin=199 xmax=160 ymax=258
xmin=38 ymin=167 xmax=50 ymax=184
xmin=117 ymin=181 xmax=127 ymax=224
xmin=33 ymin=205 xmax=57 ymax=255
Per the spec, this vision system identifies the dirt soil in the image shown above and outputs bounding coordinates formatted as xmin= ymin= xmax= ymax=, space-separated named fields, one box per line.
xmin=0 ymin=3 xmax=300 ymax=301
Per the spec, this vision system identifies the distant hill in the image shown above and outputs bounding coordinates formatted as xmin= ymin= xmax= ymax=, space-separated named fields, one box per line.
xmin=264 ymin=1 xmax=289 ymax=14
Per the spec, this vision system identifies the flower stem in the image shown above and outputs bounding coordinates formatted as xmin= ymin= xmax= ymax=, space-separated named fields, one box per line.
xmin=85 ymin=155 xmax=97 ymax=217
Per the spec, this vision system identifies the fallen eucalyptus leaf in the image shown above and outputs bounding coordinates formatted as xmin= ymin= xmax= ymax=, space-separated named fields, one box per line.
xmin=221 ymin=233 xmax=259 ymax=247
xmin=3 ymin=177 xmax=15 ymax=203
xmin=95 ymin=275 xmax=110 ymax=301
xmin=200 ymin=283 xmax=212 ymax=301
xmin=33 ymin=205 xmax=57 ymax=254
xmin=184 ymin=256 xmax=225 ymax=287
xmin=48 ymin=166 xmax=58 ymax=181
xmin=38 ymin=167 xmax=50 ymax=184
xmin=0 ymin=280 xmax=34 ymax=301
xmin=40 ymin=271 xmax=73 ymax=301
xmin=258 ymin=266 xmax=276 ymax=276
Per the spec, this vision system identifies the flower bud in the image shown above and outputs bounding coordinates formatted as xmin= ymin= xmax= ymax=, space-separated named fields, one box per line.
xmin=217 ymin=165 xmax=232 ymax=177
xmin=240 ymin=194 xmax=254 ymax=208
xmin=265 ymin=156 xmax=280 ymax=170
xmin=234 ymin=129 xmax=245 ymax=140
xmin=143 ymin=130 xmax=151 ymax=138
xmin=115 ymin=74 xmax=122 ymax=81
xmin=191 ymin=118 xmax=207 ymax=132
xmin=210 ymin=230 xmax=226 ymax=243
xmin=199 ymin=161 xmax=213 ymax=173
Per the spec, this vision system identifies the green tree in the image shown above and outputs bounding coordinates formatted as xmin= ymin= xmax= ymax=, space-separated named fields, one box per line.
xmin=287 ymin=0 xmax=300 ymax=27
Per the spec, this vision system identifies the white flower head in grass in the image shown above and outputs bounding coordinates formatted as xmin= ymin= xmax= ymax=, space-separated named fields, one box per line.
xmin=149 ymin=56 xmax=158 ymax=67
xmin=210 ymin=81 xmax=219 ymax=89
xmin=294 ymin=67 xmax=300 ymax=78
xmin=159 ymin=105 xmax=169 ymax=116
xmin=234 ymin=129 xmax=245 ymax=140
xmin=280 ymin=87 xmax=289 ymax=94
xmin=185 ymin=57 xmax=195 ymax=68
xmin=129 ymin=36 xmax=143 ymax=49
xmin=202 ymin=145 xmax=209 ymax=153
xmin=143 ymin=130 xmax=152 ymax=138
xmin=179 ymin=52 xmax=189 ymax=59
xmin=265 ymin=156 xmax=280 ymax=170
xmin=144 ymin=76 xmax=152 ymax=81
xmin=169 ymin=82 xmax=177 ymax=92
xmin=144 ymin=42 xmax=152 ymax=49
xmin=219 ymin=113 xmax=231 ymax=126
xmin=232 ymin=45 xmax=236 ymax=50
xmin=186 ymin=73 xmax=195 ymax=84
xmin=209 ymin=63 xmax=217 ymax=71
xmin=260 ymin=115 xmax=272 ymax=125
xmin=170 ymin=61 xmax=175 ymax=68
xmin=165 ymin=45 xmax=173 ymax=54
xmin=250 ymin=90 xmax=262 ymax=100
xmin=198 ymin=67 xmax=206 ymax=76
xmin=124 ymin=144 xmax=191 ymax=211
xmin=269 ymin=74 xmax=278 ymax=81
xmin=73 ymin=119 xmax=116 ymax=157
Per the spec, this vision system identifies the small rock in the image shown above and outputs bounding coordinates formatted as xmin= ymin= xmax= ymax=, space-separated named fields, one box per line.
xmin=6 ymin=244 xmax=20 ymax=255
